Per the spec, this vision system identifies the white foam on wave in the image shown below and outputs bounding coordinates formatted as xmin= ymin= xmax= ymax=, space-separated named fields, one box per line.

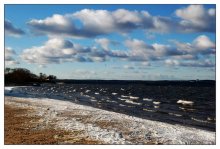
xmin=125 ymin=100 xmax=142 ymax=105
xmin=95 ymin=92 xmax=99 ymax=95
xmin=5 ymin=87 xmax=15 ymax=91
xmin=154 ymin=105 xmax=159 ymax=108
xmin=143 ymin=98 xmax=153 ymax=102
xmin=177 ymin=100 xmax=194 ymax=106
xmin=121 ymin=95 xmax=129 ymax=98
xmin=85 ymin=90 xmax=91 ymax=93
xmin=207 ymin=117 xmax=215 ymax=121
xmin=168 ymin=112 xmax=182 ymax=117
xmin=120 ymin=95 xmax=139 ymax=100
xmin=90 ymin=99 xmax=97 ymax=102
xmin=106 ymin=100 xmax=117 ymax=103
xmin=153 ymin=101 xmax=161 ymax=105
xmin=112 ymin=93 xmax=117 ymax=95
xmin=5 ymin=86 xmax=23 ymax=95
xmin=191 ymin=117 xmax=209 ymax=123
xmin=119 ymin=104 xmax=126 ymax=107
xmin=129 ymin=96 xmax=139 ymax=100
xmin=143 ymin=108 xmax=155 ymax=112
xmin=179 ymin=107 xmax=196 ymax=112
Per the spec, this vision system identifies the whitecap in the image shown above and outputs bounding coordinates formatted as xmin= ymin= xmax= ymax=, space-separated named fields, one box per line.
xmin=177 ymin=100 xmax=194 ymax=106
xmin=119 ymin=104 xmax=126 ymax=107
xmin=129 ymin=96 xmax=139 ymax=100
xmin=153 ymin=101 xmax=161 ymax=105
xmin=207 ymin=117 xmax=215 ymax=121
xmin=143 ymin=108 xmax=155 ymax=112
xmin=106 ymin=100 xmax=117 ymax=103
xmin=143 ymin=98 xmax=153 ymax=102
xmin=125 ymin=100 xmax=142 ymax=105
xmin=154 ymin=105 xmax=159 ymax=108
xmin=112 ymin=93 xmax=117 ymax=95
xmin=121 ymin=95 xmax=129 ymax=98
xmin=85 ymin=90 xmax=91 ymax=93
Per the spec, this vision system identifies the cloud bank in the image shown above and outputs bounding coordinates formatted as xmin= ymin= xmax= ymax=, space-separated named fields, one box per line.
xmin=20 ymin=34 xmax=215 ymax=68
xmin=27 ymin=5 xmax=215 ymax=38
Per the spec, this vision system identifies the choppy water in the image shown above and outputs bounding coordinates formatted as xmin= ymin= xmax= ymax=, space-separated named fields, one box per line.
xmin=8 ymin=82 xmax=216 ymax=131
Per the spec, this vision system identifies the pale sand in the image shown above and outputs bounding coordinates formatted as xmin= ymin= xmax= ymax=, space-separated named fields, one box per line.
xmin=5 ymin=96 xmax=215 ymax=144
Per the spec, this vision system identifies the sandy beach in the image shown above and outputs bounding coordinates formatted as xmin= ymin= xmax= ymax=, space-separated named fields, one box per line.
xmin=4 ymin=95 xmax=215 ymax=145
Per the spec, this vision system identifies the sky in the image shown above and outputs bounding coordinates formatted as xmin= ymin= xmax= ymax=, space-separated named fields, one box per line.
xmin=4 ymin=4 xmax=216 ymax=80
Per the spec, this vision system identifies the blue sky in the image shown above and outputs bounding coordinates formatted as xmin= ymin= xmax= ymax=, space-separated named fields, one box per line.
xmin=5 ymin=4 xmax=216 ymax=80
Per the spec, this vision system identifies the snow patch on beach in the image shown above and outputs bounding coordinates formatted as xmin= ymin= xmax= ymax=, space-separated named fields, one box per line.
xmin=5 ymin=96 xmax=215 ymax=144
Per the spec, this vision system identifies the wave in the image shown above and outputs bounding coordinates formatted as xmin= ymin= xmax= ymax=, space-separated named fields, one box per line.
xmin=177 ymin=100 xmax=194 ymax=106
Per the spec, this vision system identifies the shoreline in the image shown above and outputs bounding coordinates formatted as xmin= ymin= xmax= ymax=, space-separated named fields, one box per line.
xmin=4 ymin=96 xmax=216 ymax=145
xmin=4 ymin=85 xmax=216 ymax=132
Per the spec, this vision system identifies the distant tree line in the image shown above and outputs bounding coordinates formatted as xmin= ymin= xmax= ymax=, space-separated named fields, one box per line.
xmin=5 ymin=67 xmax=57 ymax=85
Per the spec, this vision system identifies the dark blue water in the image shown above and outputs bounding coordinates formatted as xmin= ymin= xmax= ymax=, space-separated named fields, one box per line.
xmin=8 ymin=81 xmax=215 ymax=131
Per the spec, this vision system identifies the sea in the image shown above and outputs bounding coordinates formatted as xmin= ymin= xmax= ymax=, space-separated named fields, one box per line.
xmin=6 ymin=80 xmax=216 ymax=131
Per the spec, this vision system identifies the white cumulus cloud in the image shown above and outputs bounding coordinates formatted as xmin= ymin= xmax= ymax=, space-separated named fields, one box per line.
xmin=27 ymin=5 xmax=215 ymax=38
xmin=175 ymin=5 xmax=215 ymax=33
